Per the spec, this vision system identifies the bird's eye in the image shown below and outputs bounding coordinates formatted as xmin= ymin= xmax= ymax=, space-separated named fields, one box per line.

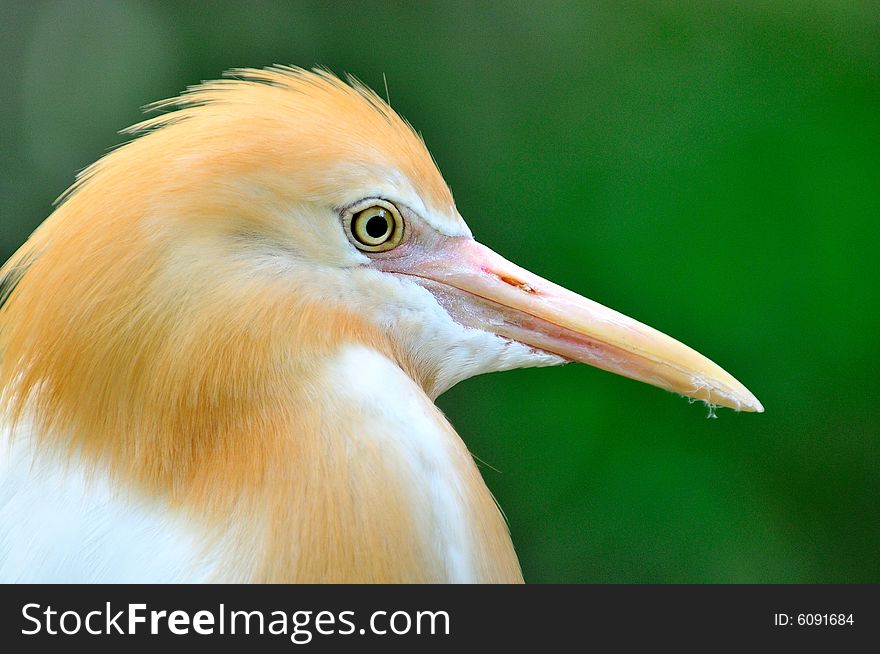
xmin=348 ymin=202 xmax=404 ymax=252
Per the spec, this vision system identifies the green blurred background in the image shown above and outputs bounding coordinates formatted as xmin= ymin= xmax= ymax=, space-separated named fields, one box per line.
xmin=1 ymin=1 xmax=877 ymax=582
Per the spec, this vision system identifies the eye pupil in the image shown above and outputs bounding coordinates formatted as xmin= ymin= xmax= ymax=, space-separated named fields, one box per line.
xmin=348 ymin=202 xmax=404 ymax=251
xmin=365 ymin=214 xmax=389 ymax=239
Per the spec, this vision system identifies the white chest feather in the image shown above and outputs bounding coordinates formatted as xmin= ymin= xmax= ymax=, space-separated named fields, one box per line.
xmin=0 ymin=426 xmax=219 ymax=583
xmin=324 ymin=345 xmax=480 ymax=582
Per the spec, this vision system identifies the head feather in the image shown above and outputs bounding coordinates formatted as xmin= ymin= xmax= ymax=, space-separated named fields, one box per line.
xmin=0 ymin=66 xmax=453 ymax=494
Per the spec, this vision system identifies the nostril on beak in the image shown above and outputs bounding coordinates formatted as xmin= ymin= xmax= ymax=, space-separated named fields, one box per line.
xmin=499 ymin=274 xmax=537 ymax=294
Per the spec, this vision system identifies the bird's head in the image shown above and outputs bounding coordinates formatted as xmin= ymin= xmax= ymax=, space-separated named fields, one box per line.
xmin=0 ymin=67 xmax=760 ymax=453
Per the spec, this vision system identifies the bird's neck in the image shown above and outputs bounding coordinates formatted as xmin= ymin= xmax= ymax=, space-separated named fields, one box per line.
xmin=256 ymin=343 xmax=523 ymax=583
xmin=6 ymin=329 xmax=521 ymax=582
xmin=173 ymin=341 xmax=524 ymax=583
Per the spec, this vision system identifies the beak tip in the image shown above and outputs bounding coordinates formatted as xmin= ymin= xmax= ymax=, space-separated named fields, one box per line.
xmin=746 ymin=394 xmax=765 ymax=414
xmin=725 ymin=384 xmax=763 ymax=413
xmin=693 ymin=373 xmax=763 ymax=414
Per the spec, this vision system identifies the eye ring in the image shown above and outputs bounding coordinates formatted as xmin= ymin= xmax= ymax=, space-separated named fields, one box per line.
xmin=347 ymin=200 xmax=405 ymax=252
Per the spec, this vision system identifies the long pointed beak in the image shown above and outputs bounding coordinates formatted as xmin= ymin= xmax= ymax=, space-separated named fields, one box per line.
xmin=383 ymin=237 xmax=762 ymax=412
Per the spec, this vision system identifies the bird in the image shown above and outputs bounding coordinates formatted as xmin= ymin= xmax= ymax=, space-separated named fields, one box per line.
xmin=0 ymin=67 xmax=762 ymax=583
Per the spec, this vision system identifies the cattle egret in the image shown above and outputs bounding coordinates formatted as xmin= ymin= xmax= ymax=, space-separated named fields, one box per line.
xmin=0 ymin=67 xmax=762 ymax=583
